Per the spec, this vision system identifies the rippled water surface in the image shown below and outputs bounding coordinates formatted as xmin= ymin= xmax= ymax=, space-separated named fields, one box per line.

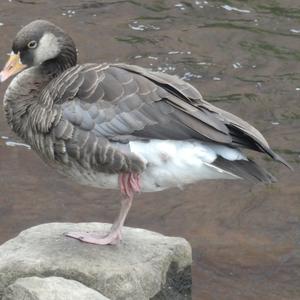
xmin=0 ymin=1 xmax=300 ymax=299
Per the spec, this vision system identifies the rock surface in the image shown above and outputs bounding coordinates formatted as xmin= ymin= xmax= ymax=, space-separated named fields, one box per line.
xmin=2 ymin=276 xmax=109 ymax=300
xmin=0 ymin=223 xmax=192 ymax=300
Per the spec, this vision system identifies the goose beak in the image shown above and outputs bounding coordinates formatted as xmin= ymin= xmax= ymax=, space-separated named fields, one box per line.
xmin=0 ymin=52 xmax=27 ymax=82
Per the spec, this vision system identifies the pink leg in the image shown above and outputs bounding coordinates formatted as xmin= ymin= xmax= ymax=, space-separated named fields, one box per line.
xmin=65 ymin=173 xmax=141 ymax=245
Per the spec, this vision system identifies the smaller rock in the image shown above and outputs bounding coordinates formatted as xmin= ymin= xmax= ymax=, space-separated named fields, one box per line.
xmin=2 ymin=276 xmax=110 ymax=300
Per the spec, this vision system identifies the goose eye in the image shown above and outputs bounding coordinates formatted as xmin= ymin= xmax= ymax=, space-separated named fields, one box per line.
xmin=27 ymin=40 xmax=38 ymax=49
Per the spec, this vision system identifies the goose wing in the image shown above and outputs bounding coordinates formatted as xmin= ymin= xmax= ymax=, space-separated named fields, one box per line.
xmin=40 ymin=63 xmax=289 ymax=173
xmin=114 ymin=64 xmax=289 ymax=167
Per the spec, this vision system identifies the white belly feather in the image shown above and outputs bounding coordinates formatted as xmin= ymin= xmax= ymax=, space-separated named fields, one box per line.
xmin=130 ymin=140 xmax=244 ymax=191
xmin=68 ymin=139 xmax=246 ymax=192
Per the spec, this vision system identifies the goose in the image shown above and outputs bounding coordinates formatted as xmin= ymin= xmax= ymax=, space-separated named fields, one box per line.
xmin=0 ymin=20 xmax=291 ymax=245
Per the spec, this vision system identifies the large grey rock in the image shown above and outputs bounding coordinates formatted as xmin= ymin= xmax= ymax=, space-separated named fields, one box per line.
xmin=2 ymin=276 xmax=110 ymax=300
xmin=0 ymin=223 xmax=192 ymax=300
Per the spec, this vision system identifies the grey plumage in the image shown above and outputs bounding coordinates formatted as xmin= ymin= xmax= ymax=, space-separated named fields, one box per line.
xmin=212 ymin=156 xmax=277 ymax=184
xmin=2 ymin=20 xmax=290 ymax=186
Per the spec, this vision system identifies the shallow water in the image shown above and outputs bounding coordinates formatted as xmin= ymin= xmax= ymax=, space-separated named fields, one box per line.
xmin=0 ymin=0 xmax=300 ymax=299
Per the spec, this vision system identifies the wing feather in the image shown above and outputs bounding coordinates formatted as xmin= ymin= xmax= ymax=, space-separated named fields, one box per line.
xmin=40 ymin=63 xmax=289 ymax=173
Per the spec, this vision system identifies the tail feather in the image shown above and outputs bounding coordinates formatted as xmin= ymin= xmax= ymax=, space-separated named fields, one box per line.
xmin=266 ymin=149 xmax=293 ymax=171
xmin=213 ymin=156 xmax=277 ymax=184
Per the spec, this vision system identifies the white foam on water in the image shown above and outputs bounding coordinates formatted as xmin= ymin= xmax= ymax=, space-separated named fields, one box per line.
xmin=62 ymin=10 xmax=76 ymax=17
xmin=167 ymin=50 xmax=191 ymax=55
xmin=233 ymin=62 xmax=242 ymax=69
xmin=175 ymin=3 xmax=186 ymax=10
xmin=157 ymin=65 xmax=176 ymax=72
xmin=5 ymin=141 xmax=31 ymax=150
xmin=129 ymin=22 xmax=160 ymax=31
xmin=197 ymin=62 xmax=212 ymax=66
xmin=181 ymin=72 xmax=202 ymax=81
xmin=222 ymin=5 xmax=251 ymax=13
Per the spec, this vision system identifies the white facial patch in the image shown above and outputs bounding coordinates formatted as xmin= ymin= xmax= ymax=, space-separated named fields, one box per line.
xmin=33 ymin=32 xmax=60 ymax=65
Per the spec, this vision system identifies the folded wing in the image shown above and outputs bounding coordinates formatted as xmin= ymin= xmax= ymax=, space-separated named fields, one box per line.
xmin=39 ymin=63 xmax=290 ymax=174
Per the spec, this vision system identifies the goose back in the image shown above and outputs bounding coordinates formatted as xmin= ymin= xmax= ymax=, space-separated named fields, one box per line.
xmin=37 ymin=63 xmax=290 ymax=174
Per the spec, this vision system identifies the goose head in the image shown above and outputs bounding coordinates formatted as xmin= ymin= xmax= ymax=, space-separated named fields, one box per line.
xmin=0 ymin=20 xmax=77 ymax=82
